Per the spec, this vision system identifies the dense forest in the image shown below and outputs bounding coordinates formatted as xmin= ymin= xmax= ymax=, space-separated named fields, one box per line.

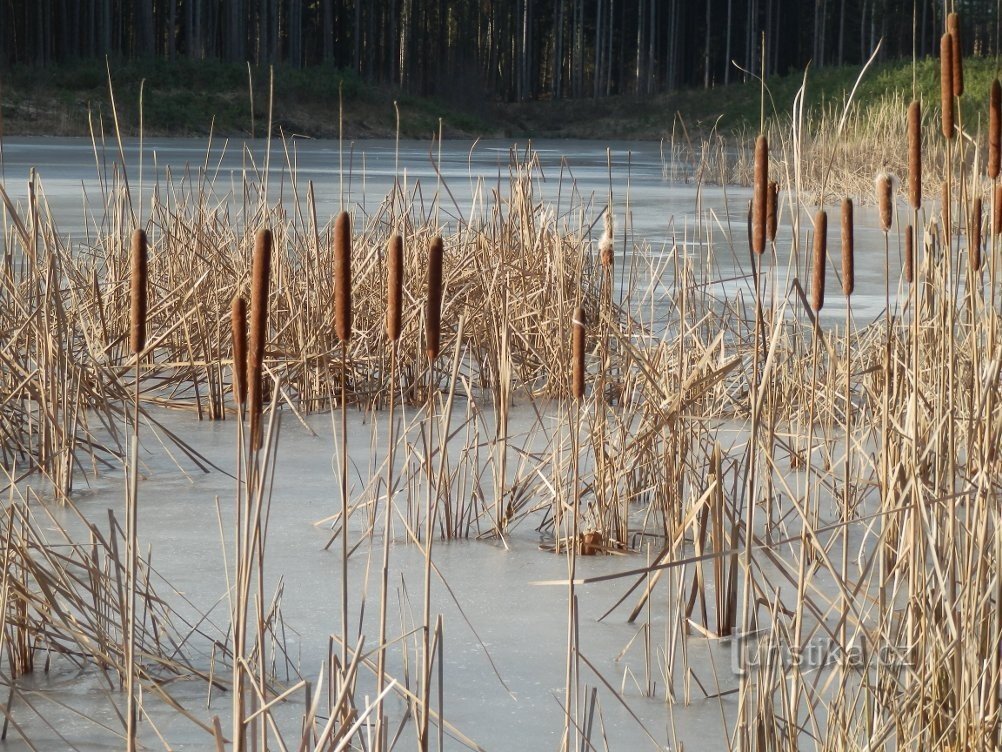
xmin=0 ymin=1 xmax=999 ymax=102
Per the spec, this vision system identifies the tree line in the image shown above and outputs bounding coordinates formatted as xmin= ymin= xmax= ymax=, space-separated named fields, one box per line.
xmin=0 ymin=1 xmax=998 ymax=101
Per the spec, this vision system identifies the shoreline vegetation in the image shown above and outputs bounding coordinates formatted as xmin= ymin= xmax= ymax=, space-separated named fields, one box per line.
xmin=5 ymin=55 xmax=1002 ymax=201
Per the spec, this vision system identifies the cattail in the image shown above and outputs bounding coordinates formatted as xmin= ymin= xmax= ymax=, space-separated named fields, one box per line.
xmin=752 ymin=135 xmax=768 ymax=254
xmin=995 ymin=184 xmax=1002 ymax=235
xmin=812 ymin=210 xmax=827 ymax=313
xmin=971 ymin=197 xmax=983 ymax=272
xmin=248 ymin=228 xmax=272 ymax=448
xmin=130 ymin=229 xmax=148 ymax=355
xmin=908 ymin=101 xmax=922 ymax=209
xmin=426 ymin=236 xmax=443 ymax=361
xmin=877 ymin=173 xmax=893 ymax=231
xmin=333 ymin=211 xmax=352 ymax=343
xmin=948 ymin=13 xmax=964 ymax=98
xmin=941 ymin=33 xmax=955 ymax=139
xmin=231 ymin=296 xmax=248 ymax=406
xmin=386 ymin=233 xmax=404 ymax=342
xmin=599 ymin=208 xmax=615 ymax=267
xmin=841 ymin=199 xmax=854 ymax=297
xmin=766 ymin=181 xmax=779 ymax=242
xmin=572 ymin=306 xmax=586 ymax=400
xmin=991 ymin=79 xmax=1001 ymax=180
xmin=904 ymin=225 xmax=915 ymax=284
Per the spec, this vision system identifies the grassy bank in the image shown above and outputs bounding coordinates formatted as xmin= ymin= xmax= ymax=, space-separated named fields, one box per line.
xmin=2 ymin=56 xmax=1001 ymax=142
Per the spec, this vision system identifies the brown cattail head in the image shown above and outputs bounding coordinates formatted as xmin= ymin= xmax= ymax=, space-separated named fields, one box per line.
xmin=130 ymin=229 xmax=148 ymax=355
xmin=766 ymin=181 xmax=779 ymax=242
xmin=841 ymin=199 xmax=854 ymax=297
xmin=811 ymin=210 xmax=827 ymax=313
xmin=248 ymin=228 xmax=272 ymax=449
xmin=941 ymin=33 xmax=955 ymax=139
xmin=948 ymin=13 xmax=964 ymax=97
xmin=426 ymin=236 xmax=444 ymax=362
xmin=752 ymin=135 xmax=768 ymax=254
xmin=908 ymin=101 xmax=922 ymax=209
xmin=231 ymin=296 xmax=248 ymax=406
xmin=971 ymin=197 xmax=983 ymax=272
xmin=995 ymin=184 xmax=1002 ymax=236
xmin=333 ymin=211 xmax=352 ymax=343
xmin=904 ymin=225 xmax=915 ymax=284
xmin=876 ymin=173 xmax=893 ymax=231
xmin=991 ymin=79 xmax=1002 ymax=180
xmin=572 ymin=306 xmax=586 ymax=400
xmin=386 ymin=233 xmax=404 ymax=342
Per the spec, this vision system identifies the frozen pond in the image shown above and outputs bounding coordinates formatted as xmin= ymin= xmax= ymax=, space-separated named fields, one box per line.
xmin=0 ymin=136 xmax=913 ymax=320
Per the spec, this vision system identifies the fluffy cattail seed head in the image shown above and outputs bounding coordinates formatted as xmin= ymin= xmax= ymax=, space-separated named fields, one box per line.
xmin=841 ymin=199 xmax=854 ymax=297
xmin=130 ymin=229 xmax=148 ymax=355
xmin=386 ymin=233 xmax=404 ymax=342
xmin=572 ymin=306 xmax=586 ymax=400
xmin=941 ymin=33 xmax=955 ymax=138
xmin=948 ymin=13 xmax=964 ymax=97
xmin=908 ymin=101 xmax=922 ymax=209
xmin=231 ymin=296 xmax=248 ymax=406
xmin=812 ymin=210 xmax=827 ymax=313
xmin=599 ymin=208 xmax=614 ymax=267
xmin=333 ymin=211 xmax=352 ymax=343
xmin=752 ymin=135 xmax=768 ymax=254
xmin=971 ymin=197 xmax=983 ymax=272
xmin=876 ymin=173 xmax=893 ymax=231
xmin=767 ymin=181 xmax=779 ymax=242
xmin=248 ymin=228 xmax=272 ymax=449
xmin=904 ymin=225 xmax=915 ymax=284
xmin=426 ymin=236 xmax=444 ymax=362
xmin=991 ymin=80 xmax=1002 ymax=180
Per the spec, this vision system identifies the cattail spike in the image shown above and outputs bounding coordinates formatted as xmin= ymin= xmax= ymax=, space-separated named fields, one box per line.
xmin=752 ymin=135 xmax=768 ymax=254
xmin=971 ymin=197 xmax=983 ymax=272
xmin=426 ymin=236 xmax=444 ymax=362
xmin=387 ymin=233 xmax=404 ymax=342
xmin=811 ymin=210 xmax=827 ymax=313
xmin=948 ymin=13 xmax=964 ymax=98
xmin=904 ymin=225 xmax=915 ymax=284
xmin=248 ymin=228 xmax=273 ymax=449
xmin=990 ymin=80 xmax=1002 ymax=180
xmin=877 ymin=173 xmax=893 ymax=232
xmin=231 ymin=296 xmax=248 ymax=406
xmin=941 ymin=33 xmax=955 ymax=139
xmin=994 ymin=184 xmax=1002 ymax=236
xmin=334 ymin=211 xmax=352 ymax=343
xmin=942 ymin=180 xmax=952 ymax=237
xmin=766 ymin=181 xmax=779 ymax=242
xmin=908 ymin=101 xmax=922 ymax=209
xmin=130 ymin=229 xmax=148 ymax=355
xmin=572 ymin=306 xmax=586 ymax=400
xmin=841 ymin=199 xmax=854 ymax=297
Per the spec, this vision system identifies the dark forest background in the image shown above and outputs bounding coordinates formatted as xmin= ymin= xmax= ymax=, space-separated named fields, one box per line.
xmin=0 ymin=1 xmax=998 ymax=102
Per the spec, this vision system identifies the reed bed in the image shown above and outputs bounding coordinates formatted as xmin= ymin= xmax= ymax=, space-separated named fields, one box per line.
xmin=4 ymin=41 xmax=1002 ymax=749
